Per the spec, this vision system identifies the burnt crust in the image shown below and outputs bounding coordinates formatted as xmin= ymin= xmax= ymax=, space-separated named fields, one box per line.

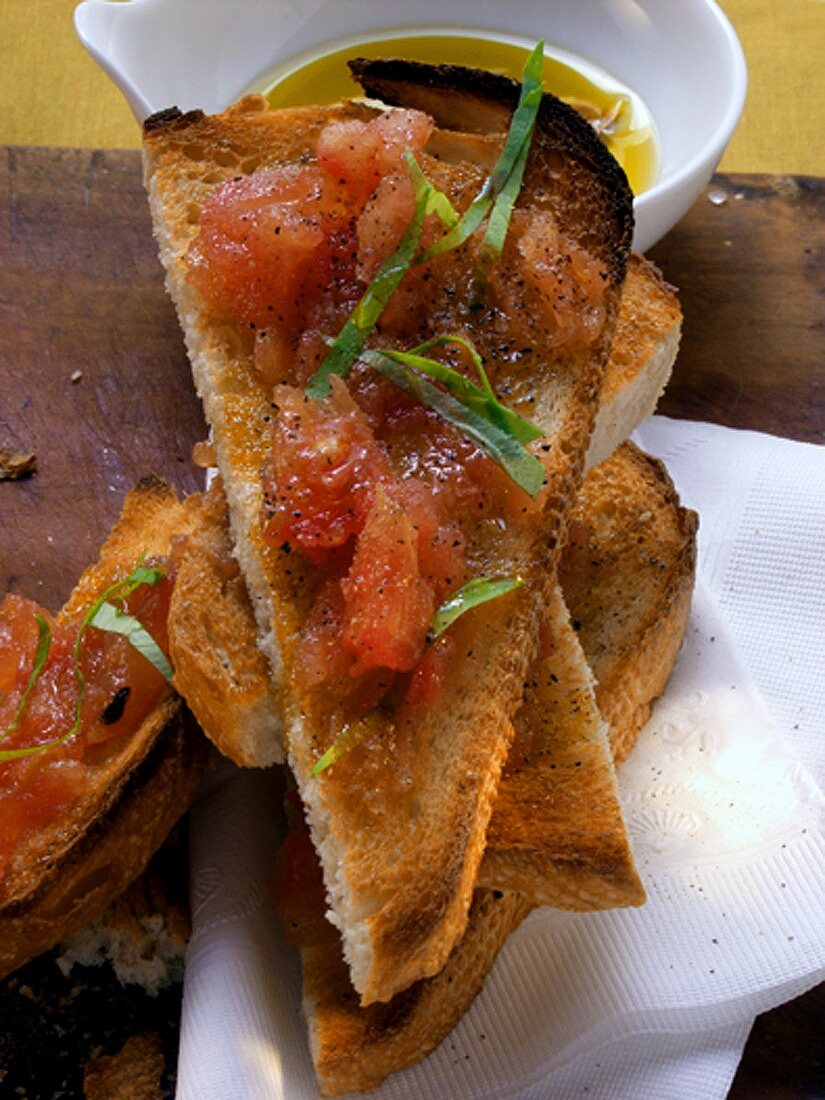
xmin=143 ymin=106 xmax=206 ymax=134
xmin=350 ymin=57 xmax=634 ymax=288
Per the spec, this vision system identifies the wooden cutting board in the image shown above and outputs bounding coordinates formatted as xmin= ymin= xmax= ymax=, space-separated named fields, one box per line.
xmin=1 ymin=149 xmax=823 ymax=1096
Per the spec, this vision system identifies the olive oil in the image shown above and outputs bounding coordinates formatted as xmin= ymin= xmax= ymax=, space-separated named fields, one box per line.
xmin=258 ymin=31 xmax=658 ymax=195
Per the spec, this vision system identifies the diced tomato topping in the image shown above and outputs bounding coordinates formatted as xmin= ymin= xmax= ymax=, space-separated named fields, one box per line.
xmin=262 ymin=379 xmax=392 ymax=561
xmin=266 ymin=377 xmax=472 ymax=695
xmin=0 ymin=595 xmax=45 ymax=695
xmin=340 ymin=486 xmax=435 ymax=676
xmin=397 ymin=634 xmax=456 ymax=715
xmin=189 ymin=104 xmax=592 ymax=725
xmin=188 ymin=163 xmax=352 ymax=329
xmin=509 ymin=210 xmax=608 ymax=346
xmin=356 ymin=171 xmax=416 ymax=281
xmin=270 ymin=827 xmax=328 ymax=948
xmin=316 ymin=109 xmax=432 ymax=204
xmin=393 ymin=477 xmax=465 ymax=596
xmin=0 ymin=572 xmax=175 ymax=888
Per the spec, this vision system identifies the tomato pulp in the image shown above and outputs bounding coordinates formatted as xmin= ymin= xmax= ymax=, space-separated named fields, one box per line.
xmin=0 ymin=569 xmax=175 ymax=888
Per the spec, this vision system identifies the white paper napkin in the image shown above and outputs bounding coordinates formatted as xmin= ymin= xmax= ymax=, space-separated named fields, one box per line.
xmin=177 ymin=419 xmax=825 ymax=1099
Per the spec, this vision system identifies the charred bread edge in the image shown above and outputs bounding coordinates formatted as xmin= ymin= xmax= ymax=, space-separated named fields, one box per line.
xmin=349 ymin=56 xmax=634 ymax=287
xmin=0 ymin=704 xmax=212 ymax=979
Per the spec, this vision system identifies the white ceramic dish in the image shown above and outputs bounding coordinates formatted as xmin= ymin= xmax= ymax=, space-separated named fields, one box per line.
xmin=74 ymin=0 xmax=745 ymax=256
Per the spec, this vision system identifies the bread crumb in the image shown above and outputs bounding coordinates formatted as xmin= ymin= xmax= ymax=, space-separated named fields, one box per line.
xmin=71 ymin=370 xmax=83 ymax=383
xmin=57 ymin=862 xmax=189 ymax=996
xmin=0 ymin=446 xmax=36 ymax=481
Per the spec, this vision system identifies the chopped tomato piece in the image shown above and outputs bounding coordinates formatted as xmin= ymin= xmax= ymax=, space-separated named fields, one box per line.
xmin=0 ymin=594 xmax=45 ymax=695
xmin=510 ymin=210 xmax=607 ymax=347
xmin=357 ymin=171 xmax=415 ymax=281
xmin=341 ymin=486 xmax=435 ymax=676
xmin=188 ymin=163 xmax=352 ymax=329
xmin=270 ymin=828 xmax=328 ymax=947
xmin=398 ymin=634 xmax=456 ymax=715
xmin=393 ymin=477 xmax=466 ymax=600
xmin=316 ymin=108 xmax=433 ymax=205
xmin=0 ymin=571 xmax=175 ymax=889
xmin=262 ymin=379 xmax=392 ymax=561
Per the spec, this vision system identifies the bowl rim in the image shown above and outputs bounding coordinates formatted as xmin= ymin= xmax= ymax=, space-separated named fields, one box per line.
xmin=74 ymin=0 xmax=748 ymax=243
xmin=634 ymin=0 xmax=747 ymax=217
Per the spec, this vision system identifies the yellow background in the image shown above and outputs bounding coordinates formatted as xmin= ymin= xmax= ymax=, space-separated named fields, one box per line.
xmin=0 ymin=1 xmax=823 ymax=175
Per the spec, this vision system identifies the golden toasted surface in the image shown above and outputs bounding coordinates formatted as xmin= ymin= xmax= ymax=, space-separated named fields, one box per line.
xmin=0 ymin=478 xmax=212 ymax=980
xmin=587 ymin=256 xmax=682 ymax=468
xmin=143 ymin=65 xmax=633 ymax=1004
xmin=563 ymin=442 xmax=698 ymax=763
xmin=305 ymin=887 xmax=532 ymax=1097
xmin=295 ymin=443 xmax=696 ymax=1094
xmin=602 ymin=257 xmax=681 ymax=404
xmin=169 ymin=479 xmax=283 ymax=767
xmin=479 ymin=441 xmax=695 ymax=901
xmin=479 ymin=584 xmax=644 ymax=907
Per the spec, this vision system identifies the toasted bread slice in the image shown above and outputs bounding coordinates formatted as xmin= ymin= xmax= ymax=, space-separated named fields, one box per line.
xmin=168 ymin=479 xmax=283 ymax=766
xmin=563 ymin=443 xmax=698 ymax=763
xmin=295 ymin=441 xmax=697 ymax=1095
xmin=587 ymin=255 xmax=681 ymax=469
xmin=166 ymin=257 xmax=679 ymax=772
xmin=477 ymin=441 xmax=696 ymax=898
xmin=0 ymin=477 xmax=212 ymax=980
xmin=477 ymin=581 xmax=643 ymax=904
xmin=144 ymin=61 xmax=633 ymax=1003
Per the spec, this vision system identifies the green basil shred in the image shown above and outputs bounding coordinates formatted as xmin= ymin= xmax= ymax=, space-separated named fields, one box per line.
xmin=0 ymin=613 xmax=51 ymax=741
xmin=0 ymin=561 xmax=172 ymax=762
xmin=90 ymin=601 xmax=174 ymax=683
xmin=305 ymin=167 xmax=436 ymax=398
xmin=311 ymin=712 xmax=384 ymax=777
xmin=430 ymin=575 xmax=526 ymax=639
xmin=361 ymin=349 xmax=546 ymax=498
xmin=418 ymin=40 xmax=544 ymax=267
xmin=306 ymin=42 xmax=545 ymax=397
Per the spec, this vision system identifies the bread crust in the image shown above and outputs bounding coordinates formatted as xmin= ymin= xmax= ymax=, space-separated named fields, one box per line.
xmin=143 ymin=65 xmax=633 ymax=1003
xmin=587 ymin=256 xmax=681 ymax=469
xmin=305 ymin=888 xmax=532 ymax=1096
xmin=0 ymin=477 xmax=213 ymax=978
xmin=563 ymin=442 xmax=698 ymax=764
xmin=169 ymin=480 xmax=283 ymax=766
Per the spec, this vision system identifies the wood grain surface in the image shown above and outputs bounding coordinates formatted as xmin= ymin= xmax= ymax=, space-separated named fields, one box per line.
xmin=1 ymin=148 xmax=823 ymax=1096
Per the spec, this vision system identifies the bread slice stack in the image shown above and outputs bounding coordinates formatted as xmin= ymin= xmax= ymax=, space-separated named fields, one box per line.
xmin=142 ymin=56 xmax=695 ymax=1093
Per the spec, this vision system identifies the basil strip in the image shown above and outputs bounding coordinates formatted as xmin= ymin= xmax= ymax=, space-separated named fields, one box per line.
xmin=405 ymin=150 xmax=458 ymax=229
xmin=430 ymin=575 xmax=525 ymax=639
xmin=410 ymin=334 xmax=496 ymax=398
xmin=0 ymin=614 xmax=52 ymax=744
xmin=470 ymin=137 xmax=531 ymax=305
xmin=305 ymin=170 xmax=433 ymax=399
xmin=362 ymin=352 xmax=546 ymax=498
xmin=367 ymin=344 xmax=542 ymax=446
xmin=470 ymin=46 xmax=544 ymax=303
xmin=90 ymin=601 xmax=174 ymax=683
xmin=311 ymin=712 xmax=383 ymax=777
xmin=70 ymin=564 xmax=167 ymax=740
xmin=0 ymin=562 xmax=168 ymax=762
xmin=418 ymin=40 xmax=545 ymax=266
